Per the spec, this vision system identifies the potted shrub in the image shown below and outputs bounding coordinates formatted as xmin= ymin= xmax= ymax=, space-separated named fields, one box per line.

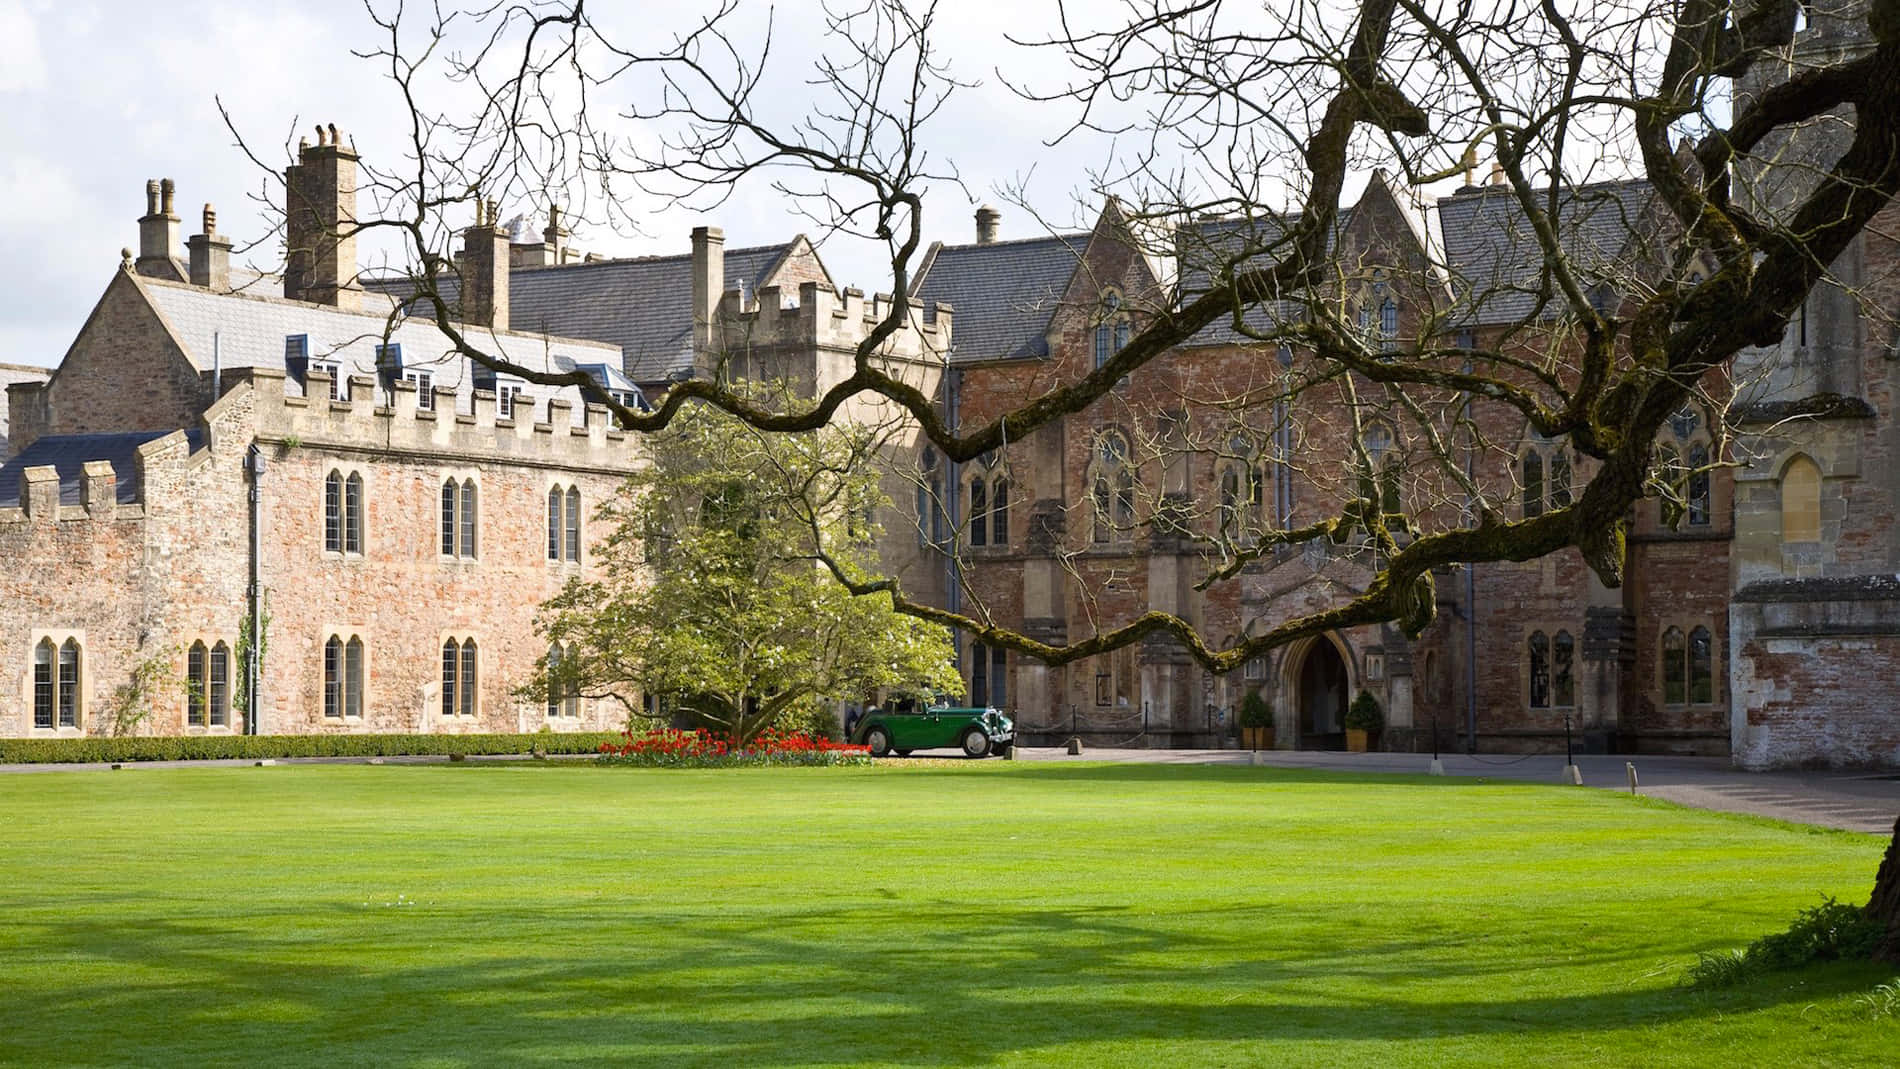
xmin=1345 ymin=689 xmax=1383 ymax=753
xmin=1239 ymin=690 xmax=1275 ymax=750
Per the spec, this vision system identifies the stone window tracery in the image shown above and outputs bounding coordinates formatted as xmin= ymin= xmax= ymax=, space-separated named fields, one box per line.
xmin=325 ymin=470 xmax=365 ymax=555
xmin=917 ymin=447 xmax=945 ymax=547
xmin=1658 ymin=406 xmax=1712 ymax=528
xmin=546 ymin=642 xmax=580 ymax=719
xmin=1089 ymin=430 xmax=1137 ymax=544
xmin=324 ymin=634 xmax=365 ymax=720
xmin=1661 ymin=624 xmax=1716 ymax=706
xmin=441 ymin=477 xmax=478 ymax=559
xmin=1094 ymin=291 xmax=1130 ymax=371
xmin=548 ymin=484 xmax=583 ymax=562
xmin=1527 ymin=629 xmax=1575 ymax=710
xmin=441 ymin=637 xmax=479 ymax=718
xmin=186 ymin=640 xmax=231 ymax=728
xmin=1520 ymin=430 xmax=1572 ymax=519
xmin=1358 ymin=423 xmax=1401 ymax=517
xmin=31 ymin=636 xmax=82 ymax=731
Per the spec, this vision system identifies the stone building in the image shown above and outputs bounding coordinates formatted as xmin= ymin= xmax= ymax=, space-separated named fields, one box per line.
xmin=1722 ymin=3 xmax=1900 ymax=768
xmin=6 ymin=1 xmax=1896 ymax=770
xmin=929 ymin=139 xmax=1890 ymax=769
xmin=1 ymin=130 xmax=952 ymax=739
xmin=0 ymin=140 xmax=639 ymax=737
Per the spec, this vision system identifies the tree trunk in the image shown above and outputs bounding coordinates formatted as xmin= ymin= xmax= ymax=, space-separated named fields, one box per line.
xmin=1871 ymin=815 xmax=1900 ymax=963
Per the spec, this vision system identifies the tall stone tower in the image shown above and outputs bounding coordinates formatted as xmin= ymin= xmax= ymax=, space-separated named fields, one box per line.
xmin=1727 ymin=1 xmax=1900 ymax=769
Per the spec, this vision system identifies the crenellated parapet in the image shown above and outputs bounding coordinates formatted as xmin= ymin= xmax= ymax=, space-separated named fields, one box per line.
xmin=237 ymin=368 xmax=638 ymax=470
xmin=712 ymin=280 xmax=952 ymax=366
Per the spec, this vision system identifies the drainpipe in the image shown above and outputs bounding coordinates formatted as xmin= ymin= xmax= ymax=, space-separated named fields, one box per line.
xmin=245 ymin=443 xmax=265 ymax=735
xmin=1461 ymin=357 xmax=1478 ymax=754
xmin=944 ymin=361 xmax=964 ymax=674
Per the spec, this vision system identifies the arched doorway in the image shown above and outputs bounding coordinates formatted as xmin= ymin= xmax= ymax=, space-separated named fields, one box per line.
xmin=1292 ymin=637 xmax=1350 ymax=750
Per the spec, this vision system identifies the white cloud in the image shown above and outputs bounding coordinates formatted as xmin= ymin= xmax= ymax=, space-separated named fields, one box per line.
xmin=0 ymin=1 xmax=47 ymax=92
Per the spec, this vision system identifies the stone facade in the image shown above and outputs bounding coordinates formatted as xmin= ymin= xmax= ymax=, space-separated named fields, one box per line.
xmin=0 ymin=134 xmax=952 ymax=740
xmin=940 ymin=138 xmax=1890 ymax=767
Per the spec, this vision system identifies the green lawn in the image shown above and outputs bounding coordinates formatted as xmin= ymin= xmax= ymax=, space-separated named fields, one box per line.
xmin=0 ymin=762 xmax=1892 ymax=1067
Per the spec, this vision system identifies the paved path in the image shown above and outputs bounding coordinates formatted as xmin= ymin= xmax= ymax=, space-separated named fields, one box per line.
xmin=1016 ymin=746 xmax=1900 ymax=834
xmin=4 ymin=747 xmax=1896 ymax=834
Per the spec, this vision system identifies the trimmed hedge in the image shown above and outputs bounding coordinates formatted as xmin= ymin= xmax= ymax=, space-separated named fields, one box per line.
xmin=0 ymin=732 xmax=624 ymax=765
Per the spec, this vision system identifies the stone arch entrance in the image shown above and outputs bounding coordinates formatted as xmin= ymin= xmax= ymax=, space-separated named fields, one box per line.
xmin=1286 ymin=635 xmax=1351 ymax=750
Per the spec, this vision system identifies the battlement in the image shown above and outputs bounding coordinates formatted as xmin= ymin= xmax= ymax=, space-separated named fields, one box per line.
xmin=713 ymin=280 xmax=952 ymax=365
xmin=233 ymin=368 xmax=637 ymax=468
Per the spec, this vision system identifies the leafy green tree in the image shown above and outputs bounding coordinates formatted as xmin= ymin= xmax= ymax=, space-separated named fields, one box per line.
xmin=534 ymin=404 xmax=960 ymax=744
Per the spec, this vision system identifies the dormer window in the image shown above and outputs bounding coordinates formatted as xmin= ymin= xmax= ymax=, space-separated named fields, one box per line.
xmin=375 ymin=343 xmax=403 ymax=388
xmin=310 ymin=360 xmax=345 ymax=401
xmin=285 ymin=335 xmax=310 ymax=385
xmin=405 ymin=370 xmax=435 ymax=409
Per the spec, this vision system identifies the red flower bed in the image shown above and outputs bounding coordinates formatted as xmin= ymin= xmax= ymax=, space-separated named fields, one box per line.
xmin=597 ymin=727 xmax=871 ymax=767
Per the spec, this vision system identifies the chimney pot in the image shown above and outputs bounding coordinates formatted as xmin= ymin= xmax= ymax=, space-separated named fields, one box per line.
xmin=137 ymin=180 xmax=183 ymax=279
xmin=975 ymin=204 xmax=1001 ymax=245
xmin=190 ymin=203 xmax=232 ymax=290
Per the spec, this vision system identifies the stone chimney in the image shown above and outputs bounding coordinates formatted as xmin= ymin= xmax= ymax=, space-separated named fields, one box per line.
xmin=284 ymin=123 xmax=363 ymax=310
xmin=460 ymin=199 xmax=511 ymax=329
xmin=975 ymin=205 xmax=1000 ymax=245
xmin=187 ymin=204 xmax=232 ymax=290
xmin=691 ymin=225 xmax=726 ymax=352
xmin=136 ymin=178 xmax=185 ymax=280
xmin=544 ymin=203 xmax=571 ymax=262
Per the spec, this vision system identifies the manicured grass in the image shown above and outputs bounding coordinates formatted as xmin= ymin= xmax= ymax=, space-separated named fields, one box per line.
xmin=0 ymin=762 xmax=1892 ymax=1067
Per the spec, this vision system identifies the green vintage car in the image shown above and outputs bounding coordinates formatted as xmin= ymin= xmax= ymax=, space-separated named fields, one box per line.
xmin=851 ymin=704 xmax=1015 ymax=758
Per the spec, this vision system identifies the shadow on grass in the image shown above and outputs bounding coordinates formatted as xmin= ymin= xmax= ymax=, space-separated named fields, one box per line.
xmin=3 ymin=897 xmax=1887 ymax=1067
xmin=885 ymin=761 xmax=1520 ymax=789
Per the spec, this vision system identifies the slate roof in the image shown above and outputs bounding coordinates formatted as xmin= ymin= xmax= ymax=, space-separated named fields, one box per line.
xmin=910 ymin=234 xmax=1090 ymax=361
xmin=1436 ymin=180 xmax=1656 ymax=326
xmin=1175 ymin=212 xmax=1340 ymax=348
xmin=0 ymin=430 xmax=198 ymax=507
xmin=369 ymin=243 xmax=799 ymax=385
xmin=141 ymin=276 xmax=618 ymax=422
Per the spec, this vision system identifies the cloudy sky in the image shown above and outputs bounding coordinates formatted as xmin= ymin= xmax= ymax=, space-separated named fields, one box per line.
xmin=0 ymin=0 xmax=1174 ymax=369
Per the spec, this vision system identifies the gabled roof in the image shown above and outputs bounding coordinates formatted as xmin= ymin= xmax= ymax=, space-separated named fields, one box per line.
xmin=0 ymin=429 xmax=197 ymax=507
xmin=369 ymin=241 xmax=809 ymax=384
xmin=1436 ymin=179 xmax=1656 ymax=326
xmin=1174 ymin=211 xmax=1337 ymax=348
xmin=910 ymin=233 xmax=1090 ymax=361
xmin=137 ymin=275 xmax=617 ymax=420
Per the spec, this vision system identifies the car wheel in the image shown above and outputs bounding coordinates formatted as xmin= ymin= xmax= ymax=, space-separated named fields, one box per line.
xmin=960 ymin=727 xmax=990 ymax=758
xmin=991 ymin=741 xmax=1013 ymax=759
xmin=866 ymin=726 xmax=893 ymax=758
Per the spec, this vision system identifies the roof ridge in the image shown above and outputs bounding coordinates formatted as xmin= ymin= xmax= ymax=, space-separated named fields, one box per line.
xmin=506 ymin=241 xmax=794 ymax=273
xmin=1438 ymin=176 xmax=1651 ymax=204
xmin=933 ymin=232 xmax=1091 ymax=253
